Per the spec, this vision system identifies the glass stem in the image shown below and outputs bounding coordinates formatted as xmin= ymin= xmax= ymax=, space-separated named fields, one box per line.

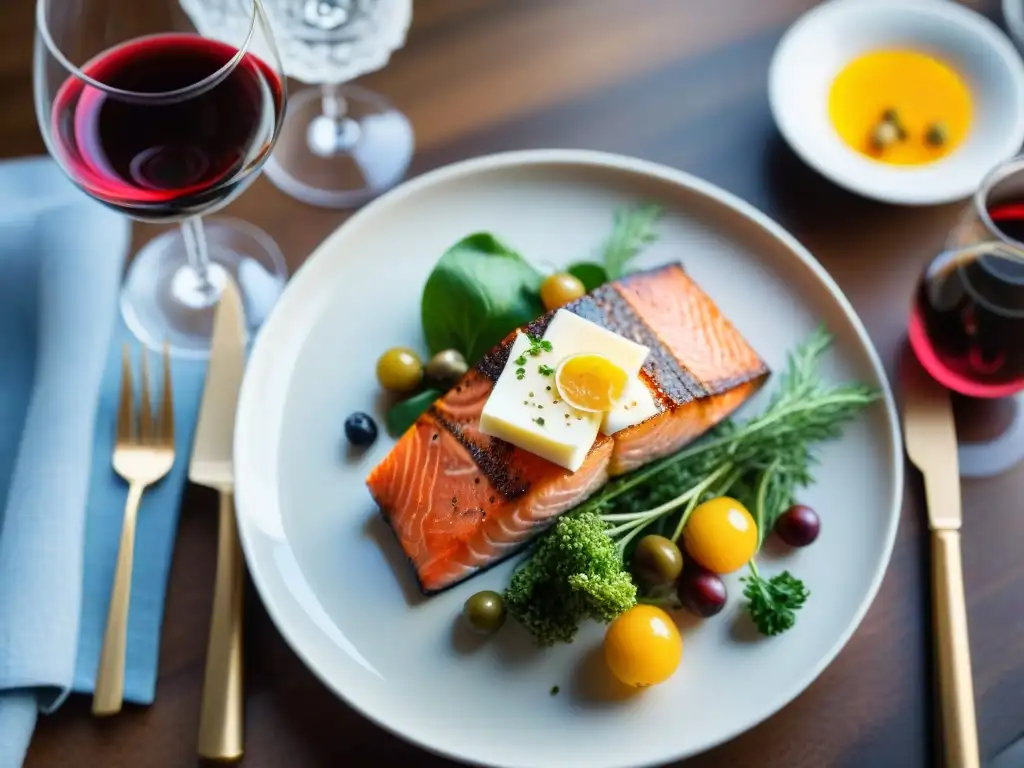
xmin=180 ymin=216 xmax=214 ymax=293
xmin=320 ymin=83 xmax=347 ymax=121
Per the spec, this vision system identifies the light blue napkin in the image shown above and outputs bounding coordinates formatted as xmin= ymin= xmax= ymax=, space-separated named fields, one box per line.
xmin=0 ymin=157 xmax=207 ymax=767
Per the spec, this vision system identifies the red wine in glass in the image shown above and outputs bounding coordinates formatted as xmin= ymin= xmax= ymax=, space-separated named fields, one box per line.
xmin=908 ymin=203 xmax=1024 ymax=399
xmin=49 ymin=33 xmax=284 ymax=221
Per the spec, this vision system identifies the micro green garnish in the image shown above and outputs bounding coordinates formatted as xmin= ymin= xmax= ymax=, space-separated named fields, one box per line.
xmin=504 ymin=325 xmax=880 ymax=645
xmin=515 ymin=355 xmax=527 ymax=366
xmin=539 ymin=364 xmax=554 ymax=376
xmin=516 ymin=368 xmax=526 ymax=380
xmin=525 ymin=334 xmax=553 ymax=357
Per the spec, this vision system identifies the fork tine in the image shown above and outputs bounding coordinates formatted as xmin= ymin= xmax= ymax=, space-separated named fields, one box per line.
xmin=160 ymin=340 xmax=174 ymax=446
xmin=117 ymin=344 xmax=134 ymax=443
xmin=139 ymin=346 xmax=153 ymax=442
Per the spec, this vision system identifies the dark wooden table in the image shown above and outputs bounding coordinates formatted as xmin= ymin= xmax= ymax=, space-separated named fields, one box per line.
xmin=9 ymin=1 xmax=1024 ymax=766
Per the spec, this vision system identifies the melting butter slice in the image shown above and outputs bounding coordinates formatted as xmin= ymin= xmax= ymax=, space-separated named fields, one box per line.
xmin=479 ymin=310 xmax=651 ymax=471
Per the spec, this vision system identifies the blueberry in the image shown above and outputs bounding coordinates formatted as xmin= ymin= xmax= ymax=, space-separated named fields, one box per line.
xmin=344 ymin=412 xmax=378 ymax=448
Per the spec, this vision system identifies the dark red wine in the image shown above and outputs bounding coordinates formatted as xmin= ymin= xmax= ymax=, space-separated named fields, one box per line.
xmin=909 ymin=244 xmax=1024 ymax=398
xmin=51 ymin=34 xmax=283 ymax=220
xmin=989 ymin=203 xmax=1024 ymax=243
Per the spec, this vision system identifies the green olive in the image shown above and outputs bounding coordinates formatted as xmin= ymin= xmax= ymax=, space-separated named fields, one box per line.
xmin=631 ymin=535 xmax=684 ymax=588
xmin=463 ymin=590 xmax=506 ymax=634
xmin=376 ymin=347 xmax=423 ymax=394
xmin=424 ymin=349 xmax=469 ymax=390
xmin=540 ymin=273 xmax=586 ymax=312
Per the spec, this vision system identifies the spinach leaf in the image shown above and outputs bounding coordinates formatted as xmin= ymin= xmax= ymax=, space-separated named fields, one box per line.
xmin=567 ymin=262 xmax=609 ymax=293
xmin=386 ymin=388 xmax=443 ymax=437
xmin=421 ymin=233 xmax=545 ymax=364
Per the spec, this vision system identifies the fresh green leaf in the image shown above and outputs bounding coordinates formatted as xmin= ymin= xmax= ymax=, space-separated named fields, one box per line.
xmin=385 ymin=389 xmax=442 ymax=437
xmin=600 ymin=203 xmax=663 ymax=280
xmin=740 ymin=565 xmax=809 ymax=636
xmin=421 ymin=233 xmax=545 ymax=364
xmin=566 ymin=262 xmax=609 ymax=292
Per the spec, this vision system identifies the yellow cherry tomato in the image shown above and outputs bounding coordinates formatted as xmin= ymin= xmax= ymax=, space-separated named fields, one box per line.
xmin=682 ymin=496 xmax=758 ymax=574
xmin=604 ymin=605 xmax=682 ymax=688
xmin=540 ymin=273 xmax=586 ymax=311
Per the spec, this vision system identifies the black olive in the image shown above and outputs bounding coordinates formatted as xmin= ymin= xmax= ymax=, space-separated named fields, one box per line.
xmin=344 ymin=412 xmax=378 ymax=448
xmin=677 ymin=565 xmax=727 ymax=618
xmin=775 ymin=504 xmax=821 ymax=547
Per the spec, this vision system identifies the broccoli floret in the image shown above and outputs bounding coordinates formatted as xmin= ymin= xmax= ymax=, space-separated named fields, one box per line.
xmin=503 ymin=510 xmax=637 ymax=647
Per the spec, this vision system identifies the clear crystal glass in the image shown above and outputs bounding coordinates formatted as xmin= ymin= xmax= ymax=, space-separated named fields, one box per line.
xmin=181 ymin=0 xmax=414 ymax=208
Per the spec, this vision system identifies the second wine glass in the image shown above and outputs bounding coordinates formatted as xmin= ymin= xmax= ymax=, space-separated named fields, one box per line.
xmin=34 ymin=0 xmax=288 ymax=358
xmin=182 ymin=0 xmax=414 ymax=209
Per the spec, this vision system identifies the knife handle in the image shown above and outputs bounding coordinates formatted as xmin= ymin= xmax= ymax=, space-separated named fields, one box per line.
xmin=198 ymin=489 xmax=244 ymax=761
xmin=932 ymin=528 xmax=980 ymax=768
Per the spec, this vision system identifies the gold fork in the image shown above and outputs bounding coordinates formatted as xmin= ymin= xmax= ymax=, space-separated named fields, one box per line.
xmin=93 ymin=342 xmax=176 ymax=716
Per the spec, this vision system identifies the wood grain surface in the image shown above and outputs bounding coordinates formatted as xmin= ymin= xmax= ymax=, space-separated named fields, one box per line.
xmin=8 ymin=0 xmax=1024 ymax=766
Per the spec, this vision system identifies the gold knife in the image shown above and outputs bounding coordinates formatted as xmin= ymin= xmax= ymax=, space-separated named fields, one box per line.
xmin=902 ymin=356 xmax=980 ymax=768
xmin=189 ymin=278 xmax=247 ymax=761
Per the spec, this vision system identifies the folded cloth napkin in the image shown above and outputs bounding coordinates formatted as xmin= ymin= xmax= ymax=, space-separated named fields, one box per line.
xmin=0 ymin=157 xmax=207 ymax=768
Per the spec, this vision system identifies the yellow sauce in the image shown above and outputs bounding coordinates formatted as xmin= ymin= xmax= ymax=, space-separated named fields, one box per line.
xmin=827 ymin=49 xmax=973 ymax=166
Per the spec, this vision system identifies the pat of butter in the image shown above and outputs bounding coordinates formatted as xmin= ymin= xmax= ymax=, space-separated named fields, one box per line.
xmin=479 ymin=332 xmax=603 ymax=472
xmin=602 ymin=375 xmax=661 ymax=435
xmin=479 ymin=310 xmax=652 ymax=472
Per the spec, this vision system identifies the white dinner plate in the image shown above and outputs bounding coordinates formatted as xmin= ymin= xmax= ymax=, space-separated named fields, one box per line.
xmin=233 ymin=149 xmax=904 ymax=768
xmin=769 ymin=0 xmax=1024 ymax=206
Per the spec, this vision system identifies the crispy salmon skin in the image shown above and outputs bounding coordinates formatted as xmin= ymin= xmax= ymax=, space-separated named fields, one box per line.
xmin=366 ymin=263 xmax=770 ymax=594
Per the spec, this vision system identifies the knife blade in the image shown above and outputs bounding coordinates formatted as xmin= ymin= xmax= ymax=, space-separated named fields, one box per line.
xmin=189 ymin=278 xmax=247 ymax=762
xmin=902 ymin=354 xmax=979 ymax=768
xmin=902 ymin=353 xmax=962 ymax=531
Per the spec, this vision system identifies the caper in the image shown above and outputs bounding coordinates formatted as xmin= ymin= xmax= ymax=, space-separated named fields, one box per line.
xmin=424 ymin=349 xmax=469 ymax=390
xmin=869 ymin=120 xmax=899 ymax=151
xmin=463 ymin=590 xmax=506 ymax=634
xmin=631 ymin=534 xmax=684 ymax=588
xmin=376 ymin=347 xmax=423 ymax=394
xmin=925 ymin=121 xmax=949 ymax=147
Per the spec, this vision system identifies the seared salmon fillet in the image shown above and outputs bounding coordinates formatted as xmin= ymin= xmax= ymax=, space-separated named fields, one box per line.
xmin=366 ymin=263 xmax=770 ymax=594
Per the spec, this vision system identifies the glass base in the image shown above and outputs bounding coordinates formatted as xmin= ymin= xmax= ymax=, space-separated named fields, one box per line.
xmin=953 ymin=393 xmax=1024 ymax=478
xmin=263 ymin=83 xmax=414 ymax=209
xmin=121 ymin=217 xmax=287 ymax=360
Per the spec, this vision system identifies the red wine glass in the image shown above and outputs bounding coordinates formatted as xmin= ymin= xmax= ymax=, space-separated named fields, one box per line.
xmin=34 ymin=0 xmax=287 ymax=358
xmin=909 ymin=155 xmax=1024 ymax=475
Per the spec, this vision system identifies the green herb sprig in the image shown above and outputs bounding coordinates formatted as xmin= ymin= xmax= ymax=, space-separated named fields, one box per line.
xmin=567 ymin=204 xmax=664 ymax=291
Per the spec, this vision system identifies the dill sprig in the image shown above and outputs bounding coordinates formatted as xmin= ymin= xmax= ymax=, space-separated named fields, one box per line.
xmin=600 ymin=204 xmax=663 ymax=280
xmin=580 ymin=324 xmax=880 ymax=635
